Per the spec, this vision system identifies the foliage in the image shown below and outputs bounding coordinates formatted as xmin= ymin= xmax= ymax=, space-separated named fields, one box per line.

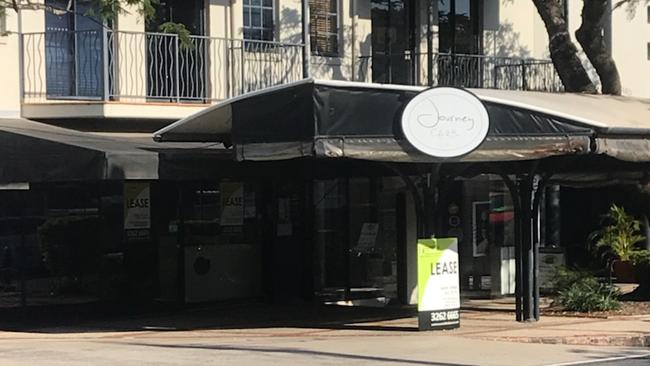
xmin=630 ymin=249 xmax=650 ymax=267
xmin=553 ymin=267 xmax=621 ymax=312
xmin=552 ymin=266 xmax=594 ymax=291
xmin=37 ymin=215 xmax=104 ymax=278
xmin=0 ymin=0 xmax=158 ymax=22
xmin=159 ymin=21 xmax=193 ymax=49
xmin=589 ymin=204 xmax=645 ymax=262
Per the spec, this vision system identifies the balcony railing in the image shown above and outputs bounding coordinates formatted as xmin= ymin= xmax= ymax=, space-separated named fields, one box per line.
xmin=22 ymin=30 xmax=305 ymax=104
xmin=358 ymin=52 xmax=564 ymax=92
xmin=21 ymin=30 xmax=563 ymax=105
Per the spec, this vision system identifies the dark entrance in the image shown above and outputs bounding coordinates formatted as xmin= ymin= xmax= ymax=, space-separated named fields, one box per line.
xmin=437 ymin=0 xmax=484 ymax=87
xmin=145 ymin=0 xmax=207 ymax=101
xmin=370 ymin=0 xmax=418 ymax=84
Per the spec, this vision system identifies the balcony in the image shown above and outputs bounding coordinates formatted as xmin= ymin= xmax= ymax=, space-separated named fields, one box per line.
xmin=21 ymin=30 xmax=305 ymax=120
xmin=358 ymin=52 xmax=563 ymax=92
xmin=20 ymin=30 xmax=562 ymax=120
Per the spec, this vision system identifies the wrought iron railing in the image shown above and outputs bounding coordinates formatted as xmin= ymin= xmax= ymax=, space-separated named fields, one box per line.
xmin=22 ymin=30 xmax=305 ymax=103
xmin=358 ymin=52 xmax=563 ymax=92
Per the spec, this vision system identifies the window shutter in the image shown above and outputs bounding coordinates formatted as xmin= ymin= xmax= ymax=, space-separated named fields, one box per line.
xmin=310 ymin=0 xmax=338 ymax=56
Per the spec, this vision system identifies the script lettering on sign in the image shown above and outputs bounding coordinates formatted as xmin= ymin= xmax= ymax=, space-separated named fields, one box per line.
xmin=402 ymin=88 xmax=490 ymax=158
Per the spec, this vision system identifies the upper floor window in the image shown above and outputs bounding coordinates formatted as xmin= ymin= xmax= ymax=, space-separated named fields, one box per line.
xmin=647 ymin=5 xmax=650 ymax=23
xmin=310 ymin=0 xmax=338 ymax=57
xmin=243 ymin=0 xmax=274 ymax=41
xmin=438 ymin=0 xmax=482 ymax=55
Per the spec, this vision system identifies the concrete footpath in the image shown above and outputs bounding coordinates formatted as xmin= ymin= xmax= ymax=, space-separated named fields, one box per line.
xmin=0 ymin=303 xmax=648 ymax=347
xmin=0 ymin=304 xmax=648 ymax=366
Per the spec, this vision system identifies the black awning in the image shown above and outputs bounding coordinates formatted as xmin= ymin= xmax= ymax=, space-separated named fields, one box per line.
xmin=155 ymin=79 xmax=607 ymax=163
xmin=0 ymin=119 xmax=228 ymax=184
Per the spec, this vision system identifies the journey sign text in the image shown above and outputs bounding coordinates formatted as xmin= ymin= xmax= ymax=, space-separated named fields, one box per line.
xmin=401 ymin=87 xmax=490 ymax=158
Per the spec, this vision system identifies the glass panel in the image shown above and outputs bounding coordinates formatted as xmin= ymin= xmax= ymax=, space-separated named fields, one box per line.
xmin=45 ymin=0 xmax=75 ymax=97
xmin=251 ymin=8 xmax=261 ymax=28
xmin=262 ymin=8 xmax=273 ymax=29
xmin=370 ymin=0 xmax=412 ymax=84
xmin=313 ymin=180 xmax=347 ymax=301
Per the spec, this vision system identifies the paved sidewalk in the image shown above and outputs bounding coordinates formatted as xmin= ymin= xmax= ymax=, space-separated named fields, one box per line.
xmin=1 ymin=304 xmax=648 ymax=348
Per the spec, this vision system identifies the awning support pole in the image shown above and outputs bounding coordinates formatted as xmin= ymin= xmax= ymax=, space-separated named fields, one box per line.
xmin=495 ymin=163 xmax=548 ymax=322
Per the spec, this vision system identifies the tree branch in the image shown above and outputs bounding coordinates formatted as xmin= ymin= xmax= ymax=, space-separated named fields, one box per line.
xmin=532 ymin=0 xmax=597 ymax=93
xmin=575 ymin=0 xmax=622 ymax=95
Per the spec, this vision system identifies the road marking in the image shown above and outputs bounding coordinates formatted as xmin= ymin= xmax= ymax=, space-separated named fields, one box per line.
xmin=545 ymin=353 xmax=650 ymax=366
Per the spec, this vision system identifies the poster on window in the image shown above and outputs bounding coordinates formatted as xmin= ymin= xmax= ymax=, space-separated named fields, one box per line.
xmin=472 ymin=201 xmax=490 ymax=257
xmin=220 ymin=182 xmax=244 ymax=226
xmin=417 ymin=237 xmax=460 ymax=331
xmin=356 ymin=223 xmax=379 ymax=252
xmin=124 ymin=182 xmax=151 ymax=230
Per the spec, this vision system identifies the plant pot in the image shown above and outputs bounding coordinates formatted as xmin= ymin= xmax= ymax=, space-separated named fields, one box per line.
xmin=613 ymin=260 xmax=638 ymax=283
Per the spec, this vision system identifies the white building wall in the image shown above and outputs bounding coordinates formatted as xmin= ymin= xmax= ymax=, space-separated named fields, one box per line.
xmin=0 ymin=11 xmax=20 ymax=118
xmin=610 ymin=2 xmax=650 ymax=98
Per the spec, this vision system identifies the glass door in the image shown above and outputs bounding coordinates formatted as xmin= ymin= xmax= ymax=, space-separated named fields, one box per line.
xmin=437 ymin=0 xmax=483 ymax=87
xmin=370 ymin=0 xmax=417 ymax=84
xmin=313 ymin=178 xmax=399 ymax=304
xmin=146 ymin=0 xmax=206 ymax=101
xmin=45 ymin=0 xmax=103 ymax=98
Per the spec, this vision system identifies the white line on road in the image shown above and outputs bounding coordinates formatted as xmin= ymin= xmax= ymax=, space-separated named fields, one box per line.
xmin=545 ymin=353 xmax=650 ymax=366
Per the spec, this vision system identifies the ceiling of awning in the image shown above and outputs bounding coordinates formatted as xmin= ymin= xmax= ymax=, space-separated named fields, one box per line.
xmin=0 ymin=118 xmax=229 ymax=184
xmin=153 ymin=79 xmax=650 ymax=163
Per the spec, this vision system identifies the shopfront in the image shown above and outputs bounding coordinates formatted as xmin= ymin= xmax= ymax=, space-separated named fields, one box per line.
xmin=154 ymin=79 xmax=650 ymax=321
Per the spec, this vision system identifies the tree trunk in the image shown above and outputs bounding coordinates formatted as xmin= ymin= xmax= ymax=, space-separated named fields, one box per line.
xmin=575 ymin=0 xmax=622 ymax=95
xmin=533 ymin=0 xmax=597 ymax=93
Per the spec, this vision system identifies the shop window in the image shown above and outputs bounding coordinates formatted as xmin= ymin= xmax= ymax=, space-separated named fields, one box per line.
xmin=647 ymin=42 xmax=650 ymax=61
xmin=310 ymin=0 xmax=339 ymax=57
xmin=243 ymin=0 xmax=274 ymax=41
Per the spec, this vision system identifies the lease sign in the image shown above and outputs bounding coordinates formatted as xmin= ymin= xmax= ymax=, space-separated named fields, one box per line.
xmin=124 ymin=182 xmax=151 ymax=230
xmin=417 ymin=237 xmax=461 ymax=331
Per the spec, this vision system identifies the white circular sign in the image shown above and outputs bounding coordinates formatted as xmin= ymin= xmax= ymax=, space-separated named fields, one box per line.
xmin=401 ymin=87 xmax=490 ymax=158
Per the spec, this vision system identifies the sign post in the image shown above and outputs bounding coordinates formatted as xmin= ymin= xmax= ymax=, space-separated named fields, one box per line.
xmin=417 ymin=237 xmax=461 ymax=331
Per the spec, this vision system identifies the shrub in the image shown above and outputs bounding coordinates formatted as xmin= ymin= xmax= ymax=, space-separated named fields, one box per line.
xmin=553 ymin=267 xmax=621 ymax=312
xmin=630 ymin=250 xmax=650 ymax=267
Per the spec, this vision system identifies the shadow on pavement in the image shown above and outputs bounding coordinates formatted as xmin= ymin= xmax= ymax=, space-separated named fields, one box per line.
xmin=109 ymin=342 xmax=475 ymax=366
xmin=0 ymin=301 xmax=420 ymax=334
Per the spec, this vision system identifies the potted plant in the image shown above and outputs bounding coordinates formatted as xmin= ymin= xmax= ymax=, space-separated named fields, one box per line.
xmin=590 ymin=204 xmax=646 ymax=283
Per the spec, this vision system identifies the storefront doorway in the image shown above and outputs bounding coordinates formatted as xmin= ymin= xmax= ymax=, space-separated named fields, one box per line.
xmin=313 ymin=178 xmax=401 ymax=305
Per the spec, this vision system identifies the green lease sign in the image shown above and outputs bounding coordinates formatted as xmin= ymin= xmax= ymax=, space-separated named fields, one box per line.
xmin=417 ymin=237 xmax=460 ymax=330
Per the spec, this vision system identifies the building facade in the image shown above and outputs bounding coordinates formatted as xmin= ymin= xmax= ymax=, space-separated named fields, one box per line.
xmin=0 ymin=1 xmax=649 ymax=318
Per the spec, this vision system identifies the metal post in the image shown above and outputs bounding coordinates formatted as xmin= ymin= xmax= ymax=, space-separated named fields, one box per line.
xmin=17 ymin=8 xmax=25 ymax=109
xmin=519 ymin=176 xmax=533 ymax=321
xmin=301 ymin=0 xmax=311 ymax=79
xmin=521 ymin=60 xmax=527 ymax=91
xmin=175 ymin=36 xmax=181 ymax=102
xmin=240 ymin=41 xmax=246 ymax=94
xmin=102 ymin=27 xmax=110 ymax=101
xmin=427 ymin=0 xmax=434 ymax=86
xmin=19 ymin=190 xmax=27 ymax=308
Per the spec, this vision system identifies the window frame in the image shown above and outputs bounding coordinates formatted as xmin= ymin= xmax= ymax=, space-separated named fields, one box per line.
xmin=243 ymin=0 xmax=275 ymax=42
xmin=310 ymin=0 xmax=340 ymax=57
